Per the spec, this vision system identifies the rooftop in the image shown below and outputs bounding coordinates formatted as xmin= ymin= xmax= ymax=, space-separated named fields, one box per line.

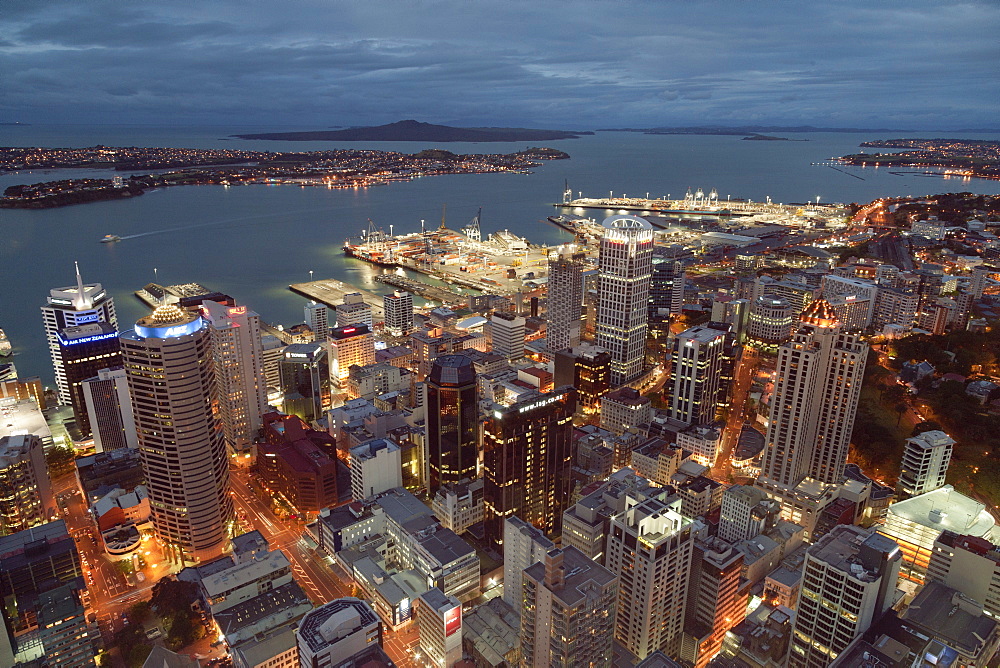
xmin=522 ymin=545 xmax=616 ymax=609
xmin=297 ymin=598 xmax=379 ymax=653
xmin=887 ymin=485 xmax=995 ymax=537
xmin=903 ymin=581 xmax=998 ymax=657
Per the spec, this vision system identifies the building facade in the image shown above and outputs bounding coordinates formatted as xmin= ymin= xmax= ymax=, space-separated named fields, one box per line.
xmin=424 ymin=355 xmax=479 ymax=495
xmin=546 ymin=245 xmax=587 ymax=352
xmin=666 ymin=326 xmax=725 ymax=426
xmin=383 ymin=291 xmax=414 ymax=338
xmin=896 ymin=430 xmax=953 ymax=500
xmin=57 ymin=322 xmax=121 ymax=438
xmin=81 ymin=368 xmax=137 ymax=452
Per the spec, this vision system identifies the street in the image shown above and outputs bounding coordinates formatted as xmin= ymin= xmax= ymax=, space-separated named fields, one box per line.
xmin=713 ymin=346 xmax=761 ymax=480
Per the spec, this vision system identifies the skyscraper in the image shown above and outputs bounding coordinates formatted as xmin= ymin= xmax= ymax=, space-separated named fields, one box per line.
xmin=546 ymin=245 xmax=586 ymax=352
xmin=596 ymin=215 xmax=654 ymax=385
xmin=383 ymin=290 xmax=414 ymax=337
xmin=489 ymin=312 xmax=525 ymax=361
xmin=304 ymin=301 xmax=329 ymax=339
xmin=897 ymin=430 xmax=954 ymax=500
xmin=328 ymin=324 xmax=375 ymax=390
xmin=0 ymin=434 xmax=55 ymax=536
xmin=279 ymin=343 xmax=329 ymax=423
xmin=41 ymin=263 xmax=117 ymax=405
xmin=666 ymin=325 xmax=725 ymax=426
xmin=649 ymin=248 xmax=685 ymax=321
xmin=334 ymin=293 xmax=372 ymax=329
xmin=424 ymin=355 xmax=478 ymax=495
xmin=57 ymin=321 xmax=121 ymax=437
xmin=482 ymin=388 xmax=576 ymax=550
xmin=82 ymin=368 xmax=137 ymax=452
xmin=758 ymin=299 xmax=867 ymax=492
xmin=120 ymin=304 xmax=233 ymax=564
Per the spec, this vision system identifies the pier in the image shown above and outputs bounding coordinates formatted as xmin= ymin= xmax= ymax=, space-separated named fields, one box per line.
xmin=288 ymin=279 xmax=386 ymax=320
xmin=374 ymin=274 xmax=469 ymax=306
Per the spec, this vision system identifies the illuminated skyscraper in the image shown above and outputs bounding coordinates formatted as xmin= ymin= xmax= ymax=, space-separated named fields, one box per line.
xmin=328 ymin=324 xmax=375 ymax=390
xmin=666 ymin=325 xmax=725 ymax=426
xmin=546 ymin=245 xmax=586 ymax=352
xmin=304 ymin=301 xmax=329 ymax=339
xmin=758 ymin=299 xmax=867 ymax=492
xmin=424 ymin=355 xmax=478 ymax=495
xmin=41 ymin=263 xmax=117 ymax=405
xmin=57 ymin=322 xmax=121 ymax=438
xmin=649 ymin=248 xmax=685 ymax=321
xmin=383 ymin=291 xmax=414 ymax=337
xmin=596 ymin=215 xmax=654 ymax=385
xmin=120 ymin=304 xmax=233 ymax=564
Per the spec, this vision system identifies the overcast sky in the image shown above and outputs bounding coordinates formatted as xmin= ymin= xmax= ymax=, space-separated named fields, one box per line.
xmin=2 ymin=0 xmax=998 ymax=129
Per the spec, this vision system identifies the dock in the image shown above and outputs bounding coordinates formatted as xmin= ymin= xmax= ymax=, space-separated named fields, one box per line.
xmin=374 ymin=274 xmax=469 ymax=307
xmin=289 ymin=279 xmax=386 ymax=321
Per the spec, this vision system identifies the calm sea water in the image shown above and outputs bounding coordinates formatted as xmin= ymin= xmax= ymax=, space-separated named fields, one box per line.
xmin=3 ymin=124 xmax=1000 ymax=385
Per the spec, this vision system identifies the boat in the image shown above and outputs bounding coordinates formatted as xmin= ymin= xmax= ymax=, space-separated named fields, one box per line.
xmin=101 ymin=234 xmax=122 ymax=243
xmin=0 ymin=328 xmax=11 ymax=357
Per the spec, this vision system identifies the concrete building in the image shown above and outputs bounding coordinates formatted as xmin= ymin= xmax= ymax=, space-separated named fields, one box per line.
xmin=120 ymin=304 xmax=232 ymax=564
xmin=596 ymin=215 xmax=655 ymax=385
xmin=57 ymin=321 xmax=121 ymax=438
xmin=329 ymin=324 xmax=376 ymax=390
xmin=718 ymin=484 xmax=780 ymax=544
xmin=81 ymin=368 xmax=137 ymax=452
xmin=820 ymin=274 xmax=877 ymax=326
xmin=349 ymin=438 xmax=402 ymax=501
xmin=41 ymin=263 xmax=117 ymax=405
xmin=346 ymin=362 xmax=411 ymax=402
xmin=759 ymin=299 xmax=867 ymax=493
xmin=788 ymin=526 xmax=901 ymax=668
xmin=383 ymin=291 xmax=414 ymax=338
xmin=521 ymin=546 xmax=618 ymax=668
xmin=928 ymin=530 xmax=1000 ymax=617
xmin=552 ymin=344 xmax=611 ymax=412
xmin=606 ymin=494 xmax=695 ymax=659
xmin=879 ymin=484 xmax=996 ymax=584
xmin=304 ymin=301 xmax=329 ymax=339
xmin=680 ymin=537 xmax=747 ymax=668
xmin=416 ymin=588 xmax=463 ymax=668
xmin=296 ymin=598 xmax=382 ymax=668
xmin=424 ymin=355 xmax=478 ymax=495
xmin=901 ymin=581 xmax=1000 ymax=668
xmin=600 ymin=387 xmax=652 ymax=436
xmin=711 ymin=297 xmax=750 ymax=342
xmin=676 ymin=423 xmax=724 ymax=468
xmin=260 ymin=334 xmax=286 ymax=393
xmin=561 ymin=472 xmax=657 ymax=564
xmin=666 ymin=326 xmax=725 ymax=426
xmin=334 ymin=293 xmax=373 ymax=329
xmin=257 ymin=413 xmax=338 ymax=515
xmin=546 ymin=244 xmax=587 ymax=352
xmin=462 ymin=597 xmax=521 ymax=668
xmin=825 ymin=294 xmax=872 ymax=331
xmin=501 ymin=516 xmax=555 ymax=610
xmin=489 ymin=312 xmax=525 ymax=362
xmin=482 ymin=387 xmax=576 ymax=550
xmin=0 ymin=434 xmax=55 ymax=537
xmin=649 ymin=249 xmax=685 ymax=321
xmin=745 ymin=296 xmax=795 ymax=351
xmin=431 ymin=479 xmax=483 ymax=535
xmin=872 ymin=286 xmax=919 ymax=331
xmin=279 ymin=343 xmax=330 ymax=423
xmin=629 ymin=438 xmax=681 ymax=486
xmin=897 ymin=430 xmax=954 ymax=500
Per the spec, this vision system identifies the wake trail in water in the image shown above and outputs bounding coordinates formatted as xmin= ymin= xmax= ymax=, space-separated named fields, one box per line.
xmin=117 ymin=206 xmax=340 ymax=241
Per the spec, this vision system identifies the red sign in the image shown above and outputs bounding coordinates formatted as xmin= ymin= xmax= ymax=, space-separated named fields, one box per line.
xmin=228 ymin=306 xmax=247 ymax=316
xmin=445 ymin=605 xmax=461 ymax=637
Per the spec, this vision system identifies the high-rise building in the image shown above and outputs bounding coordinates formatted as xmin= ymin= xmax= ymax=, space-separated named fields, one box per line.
xmin=383 ymin=291 xmax=414 ymax=337
xmin=0 ymin=434 xmax=55 ymax=536
xmin=41 ymin=263 xmax=117 ymax=405
xmin=425 ymin=355 xmax=478 ymax=495
xmin=553 ymin=344 xmax=611 ymax=412
xmin=296 ymin=598 xmax=383 ymax=667
xmin=546 ymin=245 xmax=586 ymax=351
xmin=596 ymin=215 xmax=654 ymax=385
xmin=666 ymin=325 xmax=725 ymax=426
xmin=56 ymin=321 xmax=121 ymax=438
xmin=606 ymin=494 xmax=695 ymax=659
xmin=489 ymin=312 xmax=525 ymax=361
xmin=279 ymin=342 xmax=329 ymax=422
xmin=758 ymin=299 xmax=867 ymax=492
xmin=745 ymin=296 xmax=795 ymax=351
xmin=599 ymin=387 xmax=652 ymax=437
xmin=502 ymin=516 xmax=554 ymax=609
xmin=349 ymin=438 xmax=402 ymax=501
xmin=82 ymin=368 xmax=137 ymax=452
xmin=680 ymin=537 xmax=748 ymax=668
xmin=304 ymin=301 xmax=329 ymax=339
xmin=896 ymin=430 xmax=954 ymax=500
xmin=120 ymin=304 xmax=233 ymax=564
xmin=195 ymin=298 xmax=267 ymax=455
xmin=328 ymin=324 xmax=375 ymax=390
xmin=927 ymin=530 xmax=1000 ymax=617
xmin=521 ymin=546 xmax=618 ymax=668
xmin=482 ymin=388 xmax=576 ymax=551
xmin=334 ymin=293 xmax=373 ymax=329
xmin=649 ymin=249 xmax=685 ymax=321
xmin=788 ymin=527 xmax=901 ymax=668
xmin=416 ymin=588 xmax=463 ymax=668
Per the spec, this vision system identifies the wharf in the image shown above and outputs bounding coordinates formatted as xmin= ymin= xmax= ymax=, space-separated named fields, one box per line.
xmin=134 ymin=282 xmax=212 ymax=308
xmin=374 ymin=274 xmax=468 ymax=307
xmin=288 ymin=279 xmax=386 ymax=321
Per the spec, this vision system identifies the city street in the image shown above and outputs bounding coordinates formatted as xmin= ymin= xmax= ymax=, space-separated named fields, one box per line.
xmin=713 ymin=346 xmax=762 ymax=480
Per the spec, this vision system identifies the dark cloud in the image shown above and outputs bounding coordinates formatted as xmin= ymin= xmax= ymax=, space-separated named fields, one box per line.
xmin=0 ymin=0 xmax=997 ymax=128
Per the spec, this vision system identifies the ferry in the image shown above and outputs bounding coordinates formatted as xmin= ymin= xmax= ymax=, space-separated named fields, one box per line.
xmin=100 ymin=234 xmax=122 ymax=243
xmin=0 ymin=328 xmax=11 ymax=357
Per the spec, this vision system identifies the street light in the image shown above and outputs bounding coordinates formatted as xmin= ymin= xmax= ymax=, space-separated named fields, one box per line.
xmin=309 ymin=270 xmax=314 ymax=282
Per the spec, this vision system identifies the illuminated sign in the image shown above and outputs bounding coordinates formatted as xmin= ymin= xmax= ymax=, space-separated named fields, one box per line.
xmin=75 ymin=314 xmax=100 ymax=323
xmin=444 ymin=604 xmax=461 ymax=637
xmin=135 ymin=318 xmax=203 ymax=340
xmin=518 ymin=393 xmax=566 ymax=414
xmin=57 ymin=331 xmax=118 ymax=347
xmin=342 ymin=327 xmax=357 ymax=334
xmin=285 ymin=353 xmax=309 ymax=358
xmin=228 ymin=306 xmax=247 ymax=316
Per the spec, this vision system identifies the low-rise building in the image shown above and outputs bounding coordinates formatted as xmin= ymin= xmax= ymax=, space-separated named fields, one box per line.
xmin=431 ymin=479 xmax=483 ymax=535
xmin=296 ymin=598 xmax=383 ymax=667
xmin=349 ymin=438 xmax=402 ymax=501
xmin=257 ymin=413 xmax=338 ymax=515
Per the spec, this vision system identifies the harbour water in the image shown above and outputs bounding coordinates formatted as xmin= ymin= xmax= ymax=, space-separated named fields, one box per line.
xmin=3 ymin=124 xmax=1000 ymax=384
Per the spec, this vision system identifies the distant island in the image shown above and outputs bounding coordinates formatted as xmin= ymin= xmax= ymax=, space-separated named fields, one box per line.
xmin=599 ymin=125 xmax=914 ymax=135
xmin=835 ymin=138 xmax=1000 ymax=180
xmin=233 ymin=120 xmax=592 ymax=142
xmin=741 ymin=134 xmax=808 ymax=142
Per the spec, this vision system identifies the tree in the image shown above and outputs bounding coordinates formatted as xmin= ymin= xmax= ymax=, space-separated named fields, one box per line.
xmin=45 ymin=446 xmax=76 ymax=477
xmin=895 ymin=403 xmax=908 ymax=426
xmin=150 ymin=578 xmax=199 ymax=617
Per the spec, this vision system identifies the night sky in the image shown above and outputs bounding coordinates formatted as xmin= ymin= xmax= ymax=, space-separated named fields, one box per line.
xmin=3 ymin=0 xmax=998 ymax=129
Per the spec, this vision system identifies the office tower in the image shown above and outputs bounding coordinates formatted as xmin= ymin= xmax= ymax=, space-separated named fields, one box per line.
xmin=425 ymin=355 xmax=478 ymax=495
xmin=606 ymin=494 xmax=695 ymax=659
xmin=120 ymin=304 xmax=233 ymax=564
xmin=482 ymin=388 xmax=576 ymax=551
xmin=897 ymin=430 xmax=953 ymax=500
xmin=82 ymin=368 xmax=137 ymax=452
xmin=0 ymin=521 xmax=84 ymax=667
xmin=0 ymin=434 xmax=55 ymax=536
xmin=41 ymin=263 xmax=117 ymax=405
xmin=56 ymin=321 xmax=121 ymax=437
xmin=553 ymin=344 xmax=610 ymax=412
xmin=260 ymin=333 xmax=286 ymax=391
xmin=383 ymin=290 xmax=414 ymax=337
xmin=34 ymin=584 xmax=94 ymax=668
xmin=304 ymin=301 xmax=329 ymax=339
xmin=334 ymin=293 xmax=372 ymax=329
xmin=789 ymin=526 xmax=901 ymax=668
xmin=521 ymin=546 xmax=618 ymax=668
xmin=596 ymin=215 xmax=654 ymax=385
xmin=970 ymin=265 xmax=994 ymax=300
xmin=546 ymin=245 xmax=586 ymax=351
xmin=718 ymin=484 xmax=779 ymax=544
xmin=820 ymin=274 xmax=877 ymax=326
xmin=416 ymin=589 xmax=463 ymax=668
xmin=758 ymin=299 xmax=867 ymax=491
xmin=349 ymin=438 xmax=402 ymax=501
xmin=681 ymin=538 xmax=747 ymax=668
xmin=666 ymin=325 xmax=725 ymax=426
xmin=599 ymin=387 xmax=652 ymax=437
xmin=711 ymin=297 xmax=750 ymax=341
xmin=561 ymin=473 xmax=658 ymax=564
xmin=279 ymin=342 xmax=329 ymax=422
xmin=649 ymin=248 xmax=685 ymax=320
xmin=927 ymin=531 xmax=1000 ymax=617
xmin=502 ymin=516 xmax=555 ymax=609
xmin=296 ymin=598 xmax=383 ymax=667
xmin=489 ymin=312 xmax=525 ymax=361
xmin=328 ymin=324 xmax=375 ymax=389
xmin=745 ymin=296 xmax=794 ymax=351
xmin=195 ymin=298 xmax=267 ymax=455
